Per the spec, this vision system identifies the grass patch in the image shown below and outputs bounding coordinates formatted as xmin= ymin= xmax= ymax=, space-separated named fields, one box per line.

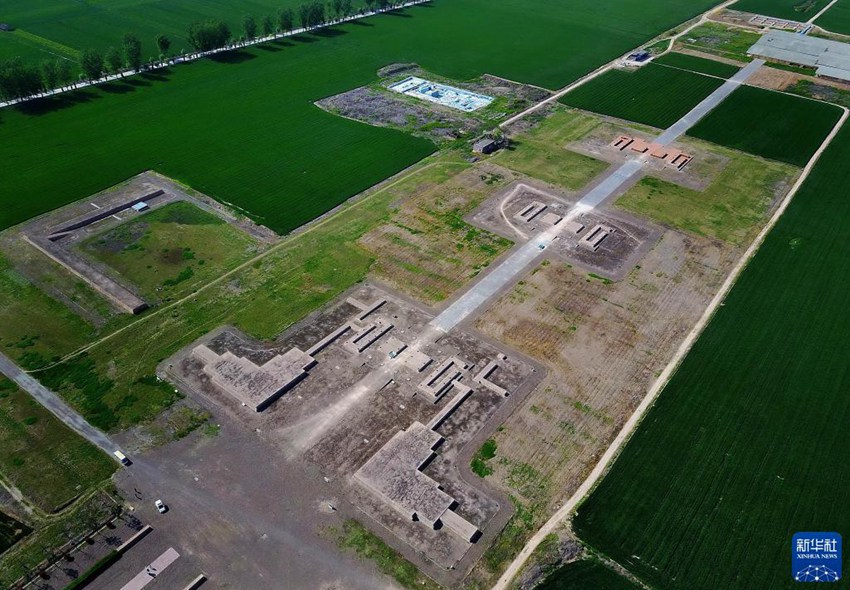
xmin=471 ymin=438 xmax=497 ymax=477
xmin=617 ymin=149 xmax=796 ymax=245
xmin=538 ymin=558 xmax=642 ymax=590
xmin=483 ymin=497 xmax=546 ymax=574
xmin=678 ymin=22 xmax=759 ymax=62
xmin=560 ymin=64 xmax=724 ymax=129
xmin=81 ymin=202 xmax=261 ymax=302
xmin=653 ymin=51 xmax=741 ymax=78
xmin=494 ymin=108 xmax=609 ymax=190
xmin=787 ymin=78 xmax=850 ymax=108
xmin=0 ymin=253 xmax=96 ymax=370
xmin=33 ymin=353 xmax=180 ymax=431
xmin=0 ymin=510 xmax=31 ymax=555
xmin=338 ymin=520 xmax=440 ymax=590
xmin=0 ymin=378 xmax=116 ymax=512
xmin=766 ymin=61 xmax=817 ymax=76
xmin=0 ymin=0 xmax=724 ymax=234
xmin=687 ymin=85 xmax=842 ymax=167
xmin=573 ymin=122 xmax=850 ymax=590
xmin=360 ymin=164 xmax=514 ymax=303
xmin=817 ymin=0 xmax=850 ymax=35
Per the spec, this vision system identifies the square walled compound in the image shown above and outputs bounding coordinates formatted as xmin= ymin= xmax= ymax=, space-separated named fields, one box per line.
xmin=163 ymin=283 xmax=543 ymax=572
xmin=17 ymin=171 xmax=275 ymax=315
xmin=467 ymin=181 xmax=662 ymax=281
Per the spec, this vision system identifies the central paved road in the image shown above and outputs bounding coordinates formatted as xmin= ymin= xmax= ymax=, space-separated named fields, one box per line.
xmin=432 ymin=59 xmax=764 ymax=334
xmin=490 ymin=58 xmax=768 ymax=590
xmin=0 ymin=351 xmax=120 ymax=459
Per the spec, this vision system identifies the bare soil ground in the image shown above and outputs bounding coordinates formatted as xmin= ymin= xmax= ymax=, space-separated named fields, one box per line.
xmin=469 ymin=227 xmax=740 ymax=580
xmin=161 ymin=283 xmax=543 ymax=584
xmin=747 ymin=66 xmax=807 ymax=90
xmin=316 ymin=66 xmax=551 ymax=144
xmin=466 ymin=180 xmax=662 ymax=281
xmin=317 ymin=86 xmax=479 ymax=142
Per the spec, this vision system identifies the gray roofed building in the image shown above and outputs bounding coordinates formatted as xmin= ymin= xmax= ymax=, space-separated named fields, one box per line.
xmin=748 ymin=30 xmax=850 ymax=82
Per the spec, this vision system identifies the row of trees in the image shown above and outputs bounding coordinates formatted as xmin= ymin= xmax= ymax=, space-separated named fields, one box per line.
xmin=0 ymin=32 xmax=172 ymax=101
xmin=0 ymin=0 xmax=415 ymax=102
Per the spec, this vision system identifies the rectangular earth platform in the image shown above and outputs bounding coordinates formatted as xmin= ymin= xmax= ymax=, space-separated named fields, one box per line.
xmin=354 ymin=421 xmax=479 ymax=540
xmin=193 ymin=345 xmax=316 ymax=412
xmin=611 ymin=135 xmax=693 ymax=171
xmin=581 ymin=224 xmax=615 ymax=251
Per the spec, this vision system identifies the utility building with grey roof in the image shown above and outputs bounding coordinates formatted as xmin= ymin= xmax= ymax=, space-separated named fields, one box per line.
xmin=748 ymin=30 xmax=850 ymax=83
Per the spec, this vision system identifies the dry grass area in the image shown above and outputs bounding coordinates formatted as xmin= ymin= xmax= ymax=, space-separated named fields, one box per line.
xmin=471 ymin=229 xmax=740 ymax=573
xmin=359 ymin=163 xmax=518 ymax=304
xmin=746 ymin=66 xmax=806 ymax=91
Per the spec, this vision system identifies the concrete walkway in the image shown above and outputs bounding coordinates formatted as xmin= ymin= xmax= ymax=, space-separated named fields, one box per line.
xmin=434 ymin=59 xmax=763 ymax=334
xmin=0 ymin=351 xmax=120 ymax=461
xmin=490 ymin=70 xmax=847 ymax=590
xmin=808 ymin=0 xmax=839 ymax=24
xmin=655 ymin=59 xmax=764 ymax=145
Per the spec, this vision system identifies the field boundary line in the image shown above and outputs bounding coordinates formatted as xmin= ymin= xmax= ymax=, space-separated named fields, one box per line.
xmin=28 ymin=158 xmax=469 ymax=374
xmin=499 ymin=0 xmax=736 ymax=129
xmin=808 ymin=0 xmax=839 ymax=24
xmin=652 ymin=61 xmax=731 ymax=81
xmin=491 ymin=105 xmax=848 ymax=590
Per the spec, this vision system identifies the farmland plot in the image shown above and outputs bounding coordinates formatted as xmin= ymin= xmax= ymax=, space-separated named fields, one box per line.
xmin=0 ymin=0 xmax=722 ymax=234
xmin=687 ymin=85 xmax=842 ymax=166
xmin=560 ymin=65 xmax=724 ymax=129
xmin=574 ymin=124 xmax=850 ymax=590
xmin=653 ymin=51 xmax=741 ymax=78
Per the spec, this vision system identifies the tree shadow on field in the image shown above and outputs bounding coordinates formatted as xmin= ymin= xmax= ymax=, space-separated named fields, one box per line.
xmin=16 ymin=89 xmax=101 ymax=116
xmin=272 ymin=39 xmax=294 ymax=47
xmin=256 ymin=42 xmax=283 ymax=52
xmin=384 ymin=9 xmax=413 ymax=17
xmin=290 ymin=34 xmax=318 ymax=43
xmin=208 ymin=50 xmax=256 ymax=64
xmin=350 ymin=19 xmax=374 ymax=26
xmin=141 ymin=68 xmax=172 ymax=82
xmin=124 ymin=77 xmax=152 ymax=87
xmin=312 ymin=27 xmax=348 ymax=38
xmin=100 ymin=81 xmax=136 ymax=94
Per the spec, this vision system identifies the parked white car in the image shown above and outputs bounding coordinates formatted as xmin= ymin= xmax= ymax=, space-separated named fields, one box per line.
xmin=155 ymin=499 xmax=168 ymax=514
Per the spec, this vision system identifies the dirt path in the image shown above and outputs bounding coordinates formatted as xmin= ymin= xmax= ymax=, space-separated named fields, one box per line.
xmin=491 ymin=103 xmax=849 ymax=590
